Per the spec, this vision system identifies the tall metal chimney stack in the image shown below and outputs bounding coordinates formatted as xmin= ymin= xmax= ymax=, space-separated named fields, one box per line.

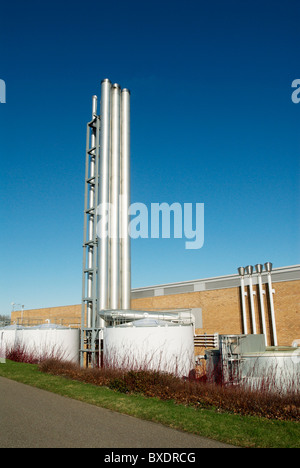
xmin=120 ymin=88 xmax=131 ymax=310
xmin=109 ymin=83 xmax=121 ymax=310
xmin=98 ymin=79 xmax=111 ymax=312
xmin=81 ymin=79 xmax=131 ymax=366
xmin=98 ymin=80 xmax=131 ymax=311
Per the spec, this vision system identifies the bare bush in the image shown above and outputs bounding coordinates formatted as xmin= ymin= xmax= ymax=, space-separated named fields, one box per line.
xmin=38 ymin=357 xmax=300 ymax=421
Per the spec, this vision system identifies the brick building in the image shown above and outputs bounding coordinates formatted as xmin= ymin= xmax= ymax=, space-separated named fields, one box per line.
xmin=12 ymin=264 xmax=300 ymax=348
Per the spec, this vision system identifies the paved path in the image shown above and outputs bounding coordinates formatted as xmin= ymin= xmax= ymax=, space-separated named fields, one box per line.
xmin=0 ymin=376 xmax=236 ymax=448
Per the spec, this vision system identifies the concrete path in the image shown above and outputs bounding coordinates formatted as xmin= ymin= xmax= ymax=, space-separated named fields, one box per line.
xmin=0 ymin=376 xmax=236 ymax=448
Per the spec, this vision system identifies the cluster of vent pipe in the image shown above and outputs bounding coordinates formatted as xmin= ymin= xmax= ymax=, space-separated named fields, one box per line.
xmin=85 ymin=80 xmax=196 ymax=331
xmin=98 ymin=79 xmax=131 ymax=312
xmin=238 ymin=262 xmax=277 ymax=346
xmin=82 ymin=79 xmax=198 ymax=368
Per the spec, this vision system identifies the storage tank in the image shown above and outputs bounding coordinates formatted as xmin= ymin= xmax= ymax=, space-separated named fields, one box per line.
xmin=23 ymin=324 xmax=80 ymax=363
xmin=239 ymin=348 xmax=300 ymax=393
xmin=103 ymin=318 xmax=194 ymax=377
xmin=0 ymin=325 xmax=23 ymax=354
xmin=0 ymin=324 xmax=80 ymax=363
xmin=205 ymin=334 xmax=300 ymax=393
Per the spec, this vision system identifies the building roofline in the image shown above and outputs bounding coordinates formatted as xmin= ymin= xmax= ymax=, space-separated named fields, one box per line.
xmin=131 ymin=264 xmax=300 ymax=297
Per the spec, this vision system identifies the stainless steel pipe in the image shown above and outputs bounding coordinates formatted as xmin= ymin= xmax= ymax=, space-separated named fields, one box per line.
xmin=97 ymin=79 xmax=131 ymax=312
xmin=98 ymin=79 xmax=111 ymax=312
xmin=109 ymin=84 xmax=121 ymax=310
xmin=120 ymin=88 xmax=131 ymax=310
xmin=245 ymin=265 xmax=257 ymax=334
xmin=82 ymin=79 xmax=132 ymax=367
xmin=99 ymin=309 xmax=194 ymax=325
xmin=264 ymin=262 xmax=278 ymax=346
xmin=255 ymin=264 xmax=268 ymax=346
xmin=238 ymin=267 xmax=248 ymax=334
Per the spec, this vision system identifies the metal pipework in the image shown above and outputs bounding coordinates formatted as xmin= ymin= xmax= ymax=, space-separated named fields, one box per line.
xmin=120 ymin=88 xmax=131 ymax=310
xmin=98 ymin=309 xmax=195 ymax=325
xmin=109 ymin=84 xmax=121 ymax=310
xmin=237 ymin=267 xmax=248 ymax=334
xmin=81 ymin=79 xmax=132 ymax=367
xmin=98 ymin=79 xmax=111 ymax=312
xmin=97 ymin=80 xmax=131 ymax=312
xmin=264 ymin=262 xmax=278 ymax=346
xmin=245 ymin=265 xmax=257 ymax=334
xmin=255 ymin=264 xmax=268 ymax=346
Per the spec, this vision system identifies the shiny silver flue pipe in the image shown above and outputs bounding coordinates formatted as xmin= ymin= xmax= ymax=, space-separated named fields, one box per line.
xmin=245 ymin=265 xmax=257 ymax=334
xmin=98 ymin=80 xmax=111 ymax=312
xmin=109 ymin=84 xmax=121 ymax=310
xmin=98 ymin=79 xmax=131 ymax=312
xmin=120 ymin=89 xmax=131 ymax=310
xmin=237 ymin=267 xmax=248 ymax=334
xmin=264 ymin=262 xmax=278 ymax=346
xmin=255 ymin=264 xmax=268 ymax=346
xmin=99 ymin=309 xmax=194 ymax=325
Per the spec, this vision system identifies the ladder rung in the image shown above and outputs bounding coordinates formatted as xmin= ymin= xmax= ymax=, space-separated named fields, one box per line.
xmin=83 ymin=240 xmax=96 ymax=246
xmin=88 ymin=118 xmax=98 ymax=128
xmin=88 ymin=146 xmax=97 ymax=154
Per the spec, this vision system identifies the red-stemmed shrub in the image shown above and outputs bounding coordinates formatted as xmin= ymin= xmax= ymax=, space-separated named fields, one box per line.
xmin=38 ymin=357 xmax=300 ymax=421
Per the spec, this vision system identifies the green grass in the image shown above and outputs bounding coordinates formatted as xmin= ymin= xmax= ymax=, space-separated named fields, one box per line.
xmin=0 ymin=360 xmax=299 ymax=448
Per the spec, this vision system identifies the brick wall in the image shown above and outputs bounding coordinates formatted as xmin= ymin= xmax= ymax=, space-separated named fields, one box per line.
xmin=11 ymin=280 xmax=300 ymax=347
xmin=11 ymin=304 xmax=81 ymax=328
xmin=131 ymin=280 xmax=300 ymax=346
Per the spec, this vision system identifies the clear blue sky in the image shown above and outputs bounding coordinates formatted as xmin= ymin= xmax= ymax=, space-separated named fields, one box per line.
xmin=0 ymin=0 xmax=299 ymax=314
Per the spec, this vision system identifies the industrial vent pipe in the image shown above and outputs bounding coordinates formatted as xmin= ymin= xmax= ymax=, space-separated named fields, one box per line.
xmin=255 ymin=264 xmax=268 ymax=346
xmin=264 ymin=262 xmax=278 ymax=346
xmin=98 ymin=79 xmax=131 ymax=311
xmin=237 ymin=267 xmax=248 ymax=334
xmin=237 ymin=262 xmax=278 ymax=346
xmin=245 ymin=265 xmax=257 ymax=334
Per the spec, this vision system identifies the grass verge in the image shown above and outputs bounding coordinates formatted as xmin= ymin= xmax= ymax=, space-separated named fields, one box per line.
xmin=0 ymin=360 xmax=299 ymax=448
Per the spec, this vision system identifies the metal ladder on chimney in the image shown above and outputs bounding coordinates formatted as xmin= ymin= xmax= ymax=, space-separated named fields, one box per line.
xmin=80 ymin=102 xmax=101 ymax=367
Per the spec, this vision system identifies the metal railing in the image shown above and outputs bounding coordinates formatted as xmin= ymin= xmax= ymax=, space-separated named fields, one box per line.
xmin=8 ymin=317 xmax=81 ymax=328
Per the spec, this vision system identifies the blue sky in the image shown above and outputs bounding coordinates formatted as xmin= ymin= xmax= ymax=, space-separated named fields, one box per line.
xmin=0 ymin=0 xmax=299 ymax=313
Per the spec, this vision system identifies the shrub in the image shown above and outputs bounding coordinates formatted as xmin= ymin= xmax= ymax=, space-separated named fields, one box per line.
xmin=108 ymin=378 xmax=130 ymax=393
xmin=5 ymin=343 xmax=45 ymax=364
xmin=5 ymin=343 xmax=66 ymax=365
xmin=38 ymin=358 xmax=300 ymax=421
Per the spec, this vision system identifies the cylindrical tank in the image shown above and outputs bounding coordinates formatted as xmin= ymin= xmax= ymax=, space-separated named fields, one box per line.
xmin=0 ymin=324 xmax=79 ymax=363
xmin=240 ymin=349 xmax=300 ymax=393
xmin=0 ymin=325 xmax=22 ymax=355
xmin=205 ymin=344 xmax=300 ymax=393
xmin=103 ymin=319 xmax=195 ymax=377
